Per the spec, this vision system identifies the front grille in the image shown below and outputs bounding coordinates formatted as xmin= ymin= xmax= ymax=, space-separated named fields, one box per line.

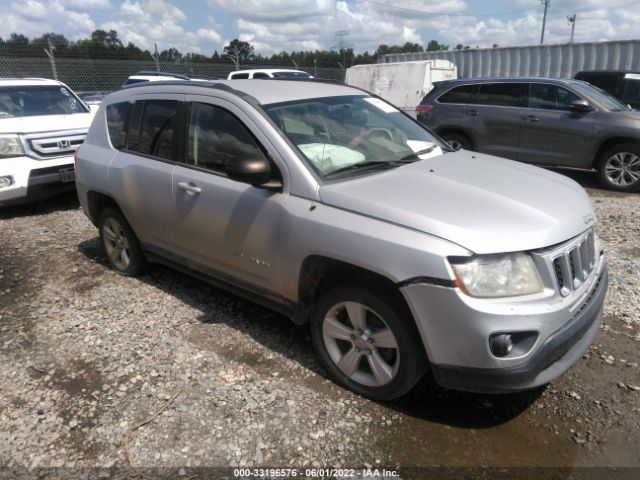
xmin=21 ymin=129 xmax=87 ymax=160
xmin=550 ymin=230 xmax=596 ymax=298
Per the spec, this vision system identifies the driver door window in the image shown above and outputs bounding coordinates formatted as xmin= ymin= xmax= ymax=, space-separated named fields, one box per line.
xmin=187 ymin=102 xmax=267 ymax=174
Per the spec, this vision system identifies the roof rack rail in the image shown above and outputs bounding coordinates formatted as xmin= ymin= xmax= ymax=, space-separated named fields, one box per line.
xmin=132 ymin=71 xmax=191 ymax=80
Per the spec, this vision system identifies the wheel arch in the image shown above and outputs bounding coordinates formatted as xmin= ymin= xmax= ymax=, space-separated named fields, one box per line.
xmin=86 ymin=190 xmax=123 ymax=226
xmin=592 ymin=137 xmax=640 ymax=169
xmin=296 ymin=255 xmax=412 ymax=325
xmin=434 ymin=127 xmax=475 ymax=149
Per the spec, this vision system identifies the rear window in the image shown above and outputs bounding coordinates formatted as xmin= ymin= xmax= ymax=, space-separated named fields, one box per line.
xmin=437 ymin=84 xmax=475 ymax=104
xmin=476 ymin=83 xmax=526 ymax=107
xmin=230 ymin=73 xmax=250 ymax=79
xmin=272 ymin=71 xmax=311 ymax=78
xmin=106 ymin=102 xmax=131 ymax=149
xmin=127 ymin=100 xmax=179 ymax=160
xmin=0 ymin=85 xmax=88 ymax=118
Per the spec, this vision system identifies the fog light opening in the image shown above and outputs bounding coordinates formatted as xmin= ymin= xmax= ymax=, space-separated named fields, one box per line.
xmin=490 ymin=334 xmax=513 ymax=357
xmin=0 ymin=176 xmax=14 ymax=189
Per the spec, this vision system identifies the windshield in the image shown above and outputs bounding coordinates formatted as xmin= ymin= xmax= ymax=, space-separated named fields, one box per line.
xmin=0 ymin=85 xmax=89 ymax=118
xmin=272 ymin=71 xmax=311 ymax=78
xmin=573 ymin=82 xmax=629 ymax=111
xmin=264 ymin=95 xmax=446 ymax=178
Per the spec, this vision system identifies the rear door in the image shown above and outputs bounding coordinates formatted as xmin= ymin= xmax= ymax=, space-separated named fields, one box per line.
xmin=517 ymin=83 xmax=595 ymax=168
xmin=420 ymin=83 xmax=475 ymax=130
xmin=463 ymin=82 xmax=527 ymax=160
xmin=108 ymin=95 xmax=183 ymax=250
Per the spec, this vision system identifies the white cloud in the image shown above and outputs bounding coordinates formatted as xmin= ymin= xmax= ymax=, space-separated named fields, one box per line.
xmin=62 ymin=0 xmax=111 ymax=10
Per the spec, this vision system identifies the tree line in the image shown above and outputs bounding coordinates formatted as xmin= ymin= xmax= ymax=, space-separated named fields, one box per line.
xmin=0 ymin=30 xmax=470 ymax=66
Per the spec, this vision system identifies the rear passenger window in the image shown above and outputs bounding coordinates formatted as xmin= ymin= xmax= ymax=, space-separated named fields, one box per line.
xmin=529 ymin=84 xmax=581 ymax=110
xmin=476 ymin=83 xmax=526 ymax=107
xmin=253 ymin=73 xmax=270 ymax=79
xmin=438 ymin=84 xmax=475 ymax=104
xmin=230 ymin=73 xmax=250 ymax=79
xmin=187 ymin=102 xmax=267 ymax=174
xmin=128 ymin=100 xmax=178 ymax=160
xmin=106 ymin=102 xmax=130 ymax=149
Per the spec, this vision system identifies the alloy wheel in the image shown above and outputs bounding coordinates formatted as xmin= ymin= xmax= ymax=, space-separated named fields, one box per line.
xmin=102 ymin=217 xmax=131 ymax=271
xmin=605 ymin=152 xmax=640 ymax=187
xmin=322 ymin=301 xmax=400 ymax=387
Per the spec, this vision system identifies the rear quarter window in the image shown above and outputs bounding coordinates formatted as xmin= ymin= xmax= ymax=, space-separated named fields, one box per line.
xmin=437 ymin=84 xmax=475 ymax=104
xmin=106 ymin=102 xmax=131 ymax=149
xmin=476 ymin=83 xmax=526 ymax=107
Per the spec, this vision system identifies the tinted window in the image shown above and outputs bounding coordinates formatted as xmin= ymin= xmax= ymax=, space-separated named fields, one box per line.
xmin=0 ymin=85 xmax=88 ymax=118
xmin=577 ymin=74 xmax=622 ymax=96
xmin=122 ymin=79 xmax=148 ymax=86
xmin=253 ymin=72 xmax=270 ymax=79
xmin=622 ymin=78 xmax=640 ymax=103
xmin=106 ymin=102 xmax=130 ymax=149
xmin=187 ymin=102 xmax=266 ymax=174
xmin=272 ymin=71 xmax=311 ymax=78
xmin=230 ymin=73 xmax=249 ymax=79
xmin=438 ymin=84 xmax=475 ymax=104
xmin=128 ymin=100 xmax=178 ymax=160
xmin=528 ymin=84 xmax=581 ymax=110
xmin=476 ymin=83 xmax=526 ymax=107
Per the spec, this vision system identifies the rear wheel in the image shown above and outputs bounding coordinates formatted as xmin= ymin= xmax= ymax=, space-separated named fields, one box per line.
xmin=596 ymin=143 xmax=640 ymax=192
xmin=441 ymin=132 xmax=472 ymax=151
xmin=98 ymin=207 xmax=146 ymax=276
xmin=310 ymin=286 xmax=426 ymax=401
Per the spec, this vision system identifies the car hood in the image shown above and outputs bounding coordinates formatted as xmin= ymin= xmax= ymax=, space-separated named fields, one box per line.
xmin=318 ymin=151 xmax=595 ymax=254
xmin=0 ymin=112 xmax=94 ymax=134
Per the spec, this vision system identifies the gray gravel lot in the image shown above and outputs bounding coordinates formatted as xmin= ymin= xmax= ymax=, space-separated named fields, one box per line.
xmin=0 ymin=172 xmax=639 ymax=479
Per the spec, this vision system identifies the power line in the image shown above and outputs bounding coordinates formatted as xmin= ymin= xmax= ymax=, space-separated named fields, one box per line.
xmin=359 ymin=0 xmax=538 ymax=17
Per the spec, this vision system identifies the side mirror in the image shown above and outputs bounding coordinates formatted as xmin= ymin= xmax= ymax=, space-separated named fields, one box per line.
xmin=226 ymin=157 xmax=272 ymax=186
xmin=568 ymin=99 xmax=591 ymax=112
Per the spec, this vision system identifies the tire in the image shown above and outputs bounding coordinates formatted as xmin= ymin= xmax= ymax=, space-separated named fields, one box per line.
xmin=310 ymin=286 xmax=427 ymax=401
xmin=98 ymin=207 xmax=146 ymax=276
xmin=441 ymin=132 xmax=472 ymax=151
xmin=596 ymin=143 xmax=640 ymax=192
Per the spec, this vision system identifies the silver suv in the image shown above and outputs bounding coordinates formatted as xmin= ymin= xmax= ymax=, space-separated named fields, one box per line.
xmin=75 ymin=79 xmax=608 ymax=400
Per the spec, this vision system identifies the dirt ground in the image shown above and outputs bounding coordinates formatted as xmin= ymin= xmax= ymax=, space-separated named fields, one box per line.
xmin=0 ymin=169 xmax=639 ymax=480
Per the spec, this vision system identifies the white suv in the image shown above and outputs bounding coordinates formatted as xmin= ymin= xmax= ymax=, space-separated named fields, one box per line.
xmin=227 ymin=69 xmax=312 ymax=79
xmin=0 ymin=78 xmax=95 ymax=206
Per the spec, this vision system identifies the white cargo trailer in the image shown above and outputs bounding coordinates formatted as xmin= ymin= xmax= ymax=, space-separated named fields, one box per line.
xmin=345 ymin=60 xmax=457 ymax=118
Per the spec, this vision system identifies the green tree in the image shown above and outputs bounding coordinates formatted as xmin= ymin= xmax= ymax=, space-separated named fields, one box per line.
xmin=223 ymin=39 xmax=254 ymax=65
xmin=426 ymin=40 xmax=448 ymax=51
xmin=31 ymin=33 xmax=69 ymax=50
xmin=7 ymin=33 xmax=29 ymax=45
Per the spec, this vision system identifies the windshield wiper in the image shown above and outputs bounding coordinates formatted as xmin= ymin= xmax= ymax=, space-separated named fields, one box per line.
xmin=398 ymin=145 xmax=440 ymax=161
xmin=325 ymin=160 xmax=398 ymax=178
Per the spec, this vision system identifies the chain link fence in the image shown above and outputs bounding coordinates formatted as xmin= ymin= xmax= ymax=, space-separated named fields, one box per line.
xmin=0 ymin=54 xmax=346 ymax=96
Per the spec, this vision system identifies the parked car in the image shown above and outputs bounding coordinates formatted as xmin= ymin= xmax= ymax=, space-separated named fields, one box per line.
xmin=0 ymin=78 xmax=95 ymax=206
xmin=76 ymin=79 xmax=607 ymax=400
xmin=417 ymin=77 xmax=640 ymax=192
xmin=227 ymin=69 xmax=312 ymax=80
xmin=575 ymin=70 xmax=640 ymax=110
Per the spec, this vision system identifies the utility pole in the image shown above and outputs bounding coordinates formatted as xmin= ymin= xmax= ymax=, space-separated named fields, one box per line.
xmin=540 ymin=0 xmax=551 ymax=44
xmin=150 ymin=43 xmax=160 ymax=71
xmin=568 ymin=14 xmax=576 ymax=44
xmin=43 ymin=38 xmax=58 ymax=80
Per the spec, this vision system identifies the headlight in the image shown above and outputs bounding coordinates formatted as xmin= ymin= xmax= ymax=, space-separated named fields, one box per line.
xmin=0 ymin=134 xmax=24 ymax=158
xmin=450 ymin=252 xmax=543 ymax=298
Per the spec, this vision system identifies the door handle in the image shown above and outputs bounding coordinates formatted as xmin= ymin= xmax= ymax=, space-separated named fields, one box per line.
xmin=467 ymin=110 xmax=479 ymax=116
xmin=178 ymin=181 xmax=202 ymax=195
xmin=525 ymin=115 xmax=540 ymax=122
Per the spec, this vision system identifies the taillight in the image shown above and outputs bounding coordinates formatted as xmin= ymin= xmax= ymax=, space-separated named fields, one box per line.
xmin=416 ymin=105 xmax=433 ymax=112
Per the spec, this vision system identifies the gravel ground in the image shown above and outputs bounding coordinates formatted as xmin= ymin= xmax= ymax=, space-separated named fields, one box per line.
xmin=0 ymin=173 xmax=639 ymax=480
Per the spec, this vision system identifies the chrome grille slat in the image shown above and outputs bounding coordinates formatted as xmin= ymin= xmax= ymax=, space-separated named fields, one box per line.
xmin=544 ymin=229 xmax=597 ymax=298
xmin=20 ymin=129 xmax=87 ymax=160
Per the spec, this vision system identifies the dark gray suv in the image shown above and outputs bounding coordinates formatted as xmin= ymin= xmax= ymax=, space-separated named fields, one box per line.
xmin=417 ymin=77 xmax=640 ymax=192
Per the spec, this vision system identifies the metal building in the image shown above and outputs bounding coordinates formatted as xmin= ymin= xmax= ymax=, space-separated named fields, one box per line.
xmin=381 ymin=39 xmax=640 ymax=79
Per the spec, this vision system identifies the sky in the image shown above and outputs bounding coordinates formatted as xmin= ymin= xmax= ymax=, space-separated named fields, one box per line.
xmin=0 ymin=0 xmax=639 ymax=55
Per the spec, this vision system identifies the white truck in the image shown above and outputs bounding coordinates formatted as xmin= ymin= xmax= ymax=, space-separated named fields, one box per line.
xmin=345 ymin=60 xmax=457 ymax=118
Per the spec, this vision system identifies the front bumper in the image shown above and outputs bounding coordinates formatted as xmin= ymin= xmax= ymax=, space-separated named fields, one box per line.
xmin=0 ymin=155 xmax=76 ymax=206
xmin=401 ymin=257 xmax=607 ymax=394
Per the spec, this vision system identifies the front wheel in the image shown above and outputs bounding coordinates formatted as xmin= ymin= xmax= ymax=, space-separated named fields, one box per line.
xmin=596 ymin=143 xmax=640 ymax=192
xmin=310 ymin=286 xmax=426 ymax=401
xmin=441 ymin=132 xmax=472 ymax=151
